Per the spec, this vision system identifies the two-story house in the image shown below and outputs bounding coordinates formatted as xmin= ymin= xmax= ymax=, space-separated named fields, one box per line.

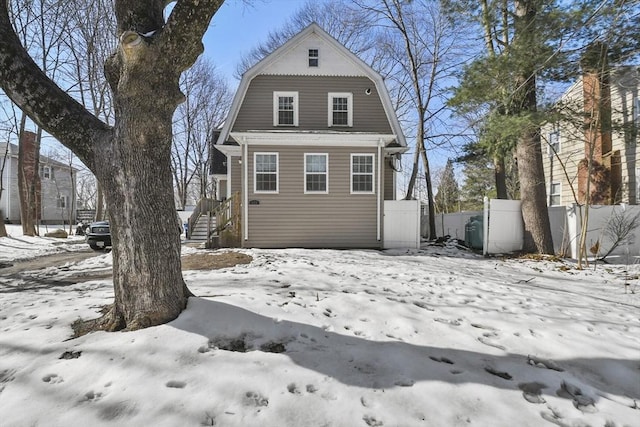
xmin=212 ymin=23 xmax=407 ymax=249
xmin=1 ymin=132 xmax=78 ymax=224
xmin=542 ymin=65 xmax=639 ymax=207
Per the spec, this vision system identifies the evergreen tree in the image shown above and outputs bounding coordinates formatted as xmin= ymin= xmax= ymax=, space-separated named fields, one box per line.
xmin=434 ymin=159 xmax=460 ymax=213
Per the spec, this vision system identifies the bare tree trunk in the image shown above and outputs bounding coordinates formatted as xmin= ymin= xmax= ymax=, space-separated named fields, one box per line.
xmin=95 ymin=183 xmax=104 ymax=221
xmin=0 ymin=0 xmax=224 ymax=330
xmin=404 ymin=132 xmax=421 ymax=199
xmin=18 ymin=115 xmax=38 ymax=236
xmin=494 ymin=155 xmax=507 ymax=199
xmin=420 ymin=144 xmax=436 ymax=238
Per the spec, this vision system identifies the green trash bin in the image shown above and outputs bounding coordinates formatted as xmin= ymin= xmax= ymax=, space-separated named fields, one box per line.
xmin=464 ymin=215 xmax=484 ymax=250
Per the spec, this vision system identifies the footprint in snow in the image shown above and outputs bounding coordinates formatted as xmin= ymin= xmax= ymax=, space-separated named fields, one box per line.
xmin=244 ymin=391 xmax=269 ymax=407
xmin=434 ymin=318 xmax=462 ymax=326
xmin=287 ymin=383 xmax=301 ymax=395
xmin=518 ymin=382 xmax=547 ymax=404
xmin=429 ymin=356 xmax=454 ymax=365
xmin=527 ymin=355 xmax=563 ymax=372
xmin=363 ymin=415 xmax=384 ymax=426
xmin=166 ymin=380 xmax=186 ymax=389
xmin=557 ymin=380 xmax=597 ymax=413
xmin=82 ymin=391 xmax=103 ymax=402
xmin=42 ymin=373 xmax=64 ymax=384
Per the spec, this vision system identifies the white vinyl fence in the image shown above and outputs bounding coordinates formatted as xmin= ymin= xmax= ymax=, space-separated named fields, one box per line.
xmin=432 ymin=200 xmax=640 ymax=259
xmin=384 ymin=200 xmax=421 ymax=249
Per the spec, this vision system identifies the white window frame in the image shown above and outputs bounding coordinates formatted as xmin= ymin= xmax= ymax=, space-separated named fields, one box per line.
xmin=308 ymin=48 xmax=319 ymax=67
xmin=57 ymin=195 xmax=68 ymax=209
xmin=350 ymin=153 xmax=375 ymax=194
xmin=636 ymin=167 xmax=640 ymax=203
xmin=42 ymin=165 xmax=52 ymax=180
xmin=273 ymin=91 xmax=299 ymax=127
xmin=549 ymin=182 xmax=561 ymax=206
xmin=548 ymin=131 xmax=560 ymax=156
xmin=304 ymin=153 xmax=328 ymax=194
xmin=328 ymin=92 xmax=353 ymax=127
xmin=254 ymin=152 xmax=279 ymax=194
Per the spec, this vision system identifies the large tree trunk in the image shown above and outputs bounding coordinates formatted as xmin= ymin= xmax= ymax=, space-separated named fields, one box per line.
xmin=0 ymin=0 xmax=224 ymax=331
xmin=513 ymin=0 xmax=554 ymax=254
xmin=494 ymin=155 xmax=508 ymax=199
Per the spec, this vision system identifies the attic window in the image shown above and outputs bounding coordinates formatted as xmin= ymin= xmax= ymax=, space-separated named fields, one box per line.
xmin=308 ymin=49 xmax=319 ymax=67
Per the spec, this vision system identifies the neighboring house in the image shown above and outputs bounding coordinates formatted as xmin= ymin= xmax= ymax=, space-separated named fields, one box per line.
xmin=0 ymin=138 xmax=78 ymax=224
xmin=211 ymin=23 xmax=407 ymax=249
xmin=542 ymin=65 xmax=639 ymax=207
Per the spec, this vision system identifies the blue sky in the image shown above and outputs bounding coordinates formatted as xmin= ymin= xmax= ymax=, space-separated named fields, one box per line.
xmin=202 ymin=0 xmax=308 ymax=87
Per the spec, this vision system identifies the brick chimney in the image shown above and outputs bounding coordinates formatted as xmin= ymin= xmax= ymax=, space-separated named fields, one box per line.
xmin=577 ymin=42 xmax=621 ymax=205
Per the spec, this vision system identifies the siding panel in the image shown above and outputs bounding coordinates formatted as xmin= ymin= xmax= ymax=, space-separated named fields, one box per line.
xmin=244 ymin=145 xmax=380 ymax=248
xmin=234 ymin=75 xmax=393 ymax=134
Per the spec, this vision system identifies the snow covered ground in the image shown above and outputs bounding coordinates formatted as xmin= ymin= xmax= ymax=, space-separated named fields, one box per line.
xmin=0 ymin=225 xmax=639 ymax=427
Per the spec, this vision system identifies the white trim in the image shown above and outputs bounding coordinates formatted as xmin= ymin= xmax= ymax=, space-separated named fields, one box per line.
xmin=273 ymin=91 xmax=299 ymax=127
xmin=304 ymin=153 xmax=329 ymax=194
xmin=253 ymin=152 xmax=279 ymax=194
xmin=549 ymin=181 xmax=561 ymax=206
xmin=215 ymin=144 xmax=241 ymax=157
xmin=217 ymin=23 xmax=406 ymax=149
xmin=350 ymin=153 xmax=375 ymax=195
xmin=548 ymin=130 xmax=560 ymax=156
xmin=308 ymin=48 xmax=319 ymax=67
xmin=327 ymin=92 xmax=353 ymax=127
xmin=635 ymin=97 xmax=640 ymax=126
xmin=230 ymin=131 xmax=394 ymax=147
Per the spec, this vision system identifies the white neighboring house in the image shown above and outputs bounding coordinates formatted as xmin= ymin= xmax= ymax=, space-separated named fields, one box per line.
xmin=1 ymin=142 xmax=78 ymax=224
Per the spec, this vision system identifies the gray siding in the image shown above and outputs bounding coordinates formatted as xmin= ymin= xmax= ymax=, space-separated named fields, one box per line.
xmin=243 ymin=145 xmax=381 ymax=248
xmin=384 ymin=160 xmax=394 ymax=200
xmin=233 ymin=75 xmax=393 ymax=134
xmin=40 ymin=163 xmax=75 ymax=223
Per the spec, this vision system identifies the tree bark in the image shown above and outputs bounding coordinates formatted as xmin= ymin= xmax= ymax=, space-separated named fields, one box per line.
xmin=0 ymin=0 xmax=224 ymax=330
xmin=494 ymin=155 xmax=508 ymax=199
xmin=513 ymin=0 xmax=554 ymax=254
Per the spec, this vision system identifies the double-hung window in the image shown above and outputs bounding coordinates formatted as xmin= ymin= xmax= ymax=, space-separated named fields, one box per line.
xmin=548 ymin=131 xmax=560 ymax=156
xmin=57 ymin=195 xmax=67 ymax=209
xmin=549 ymin=182 xmax=561 ymax=206
xmin=328 ymin=92 xmax=353 ymax=127
xmin=273 ymin=91 xmax=298 ymax=126
xmin=254 ymin=153 xmax=279 ymax=193
xmin=351 ymin=154 xmax=374 ymax=194
xmin=308 ymin=49 xmax=319 ymax=67
xmin=304 ymin=154 xmax=328 ymax=194
xmin=41 ymin=165 xmax=53 ymax=180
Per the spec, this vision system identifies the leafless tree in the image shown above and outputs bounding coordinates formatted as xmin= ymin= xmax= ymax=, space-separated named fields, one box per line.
xmin=0 ymin=0 xmax=226 ymax=331
xmin=172 ymin=58 xmax=231 ymax=209
xmin=354 ymin=0 xmax=466 ymax=239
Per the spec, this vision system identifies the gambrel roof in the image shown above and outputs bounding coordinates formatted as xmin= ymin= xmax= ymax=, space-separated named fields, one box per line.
xmin=216 ymin=22 xmax=406 ymax=148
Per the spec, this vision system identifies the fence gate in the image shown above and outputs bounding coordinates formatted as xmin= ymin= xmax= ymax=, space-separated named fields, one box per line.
xmin=383 ymin=200 xmax=420 ymax=249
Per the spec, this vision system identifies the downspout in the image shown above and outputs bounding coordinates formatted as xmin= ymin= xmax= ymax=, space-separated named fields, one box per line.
xmin=377 ymin=143 xmax=382 ymax=242
xmin=243 ymin=142 xmax=248 ymax=241
xmin=6 ymin=150 xmax=12 ymax=220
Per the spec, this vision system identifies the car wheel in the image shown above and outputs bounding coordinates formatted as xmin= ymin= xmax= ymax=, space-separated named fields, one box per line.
xmin=89 ymin=243 xmax=102 ymax=251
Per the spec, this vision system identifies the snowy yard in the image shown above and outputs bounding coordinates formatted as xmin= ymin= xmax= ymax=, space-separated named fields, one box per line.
xmin=0 ymin=225 xmax=639 ymax=426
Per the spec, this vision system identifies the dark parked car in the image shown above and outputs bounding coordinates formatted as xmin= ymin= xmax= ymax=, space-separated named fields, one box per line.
xmin=85 ymin=221 xmax=111 ymax=250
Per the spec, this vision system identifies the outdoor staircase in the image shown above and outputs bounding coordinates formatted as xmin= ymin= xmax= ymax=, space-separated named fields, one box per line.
xmin=189 ymin=215 xmax=217 ymax=242
xmin=187 ymin=193 xmax=241 ymax=247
